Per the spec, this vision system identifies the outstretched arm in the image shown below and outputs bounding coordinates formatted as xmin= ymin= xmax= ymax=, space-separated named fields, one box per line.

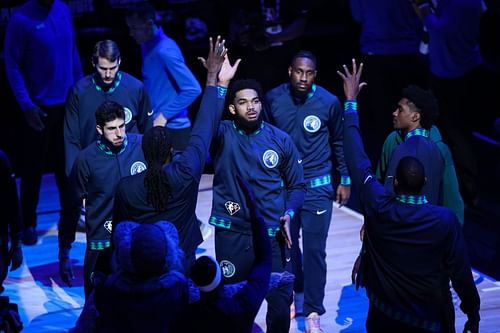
xmin=337 ymin=59 xmax=371 ymax=189
xmin=176 ymin=37 xmax=241 ymax=181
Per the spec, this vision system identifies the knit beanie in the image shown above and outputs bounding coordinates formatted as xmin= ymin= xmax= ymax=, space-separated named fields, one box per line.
xmin=114 ymin=220 xmax=183 ymax=277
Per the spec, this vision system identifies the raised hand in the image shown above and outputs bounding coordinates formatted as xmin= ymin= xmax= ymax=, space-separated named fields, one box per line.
xmin=336 ymin=59 xmax=367 ymax=101
xmin=198 ymin=36 xmax=227 ymax=77
xmin=218 ymin=55 xmax=241 ymax=87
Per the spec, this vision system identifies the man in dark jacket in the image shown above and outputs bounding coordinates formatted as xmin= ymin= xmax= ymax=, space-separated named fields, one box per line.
xmin=58 ymin=101 xmax=146 ymax=298
xmin=338 ymin=59 xmax=480 ymax=333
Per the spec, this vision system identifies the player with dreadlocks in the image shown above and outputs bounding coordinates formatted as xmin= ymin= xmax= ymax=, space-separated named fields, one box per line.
xmin=142 ymin=126 xmax=173 ymax=211
xmin=112 ymin=36 xmax=240 ymax=272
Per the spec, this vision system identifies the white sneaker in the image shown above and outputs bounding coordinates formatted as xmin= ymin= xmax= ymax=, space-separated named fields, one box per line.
xmin=306 ymin=312 xmax=324 ymax=333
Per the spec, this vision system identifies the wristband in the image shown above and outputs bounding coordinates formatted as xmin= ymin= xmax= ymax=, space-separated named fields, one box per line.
xmin=344 ymin=100 xmax=357 ymax=113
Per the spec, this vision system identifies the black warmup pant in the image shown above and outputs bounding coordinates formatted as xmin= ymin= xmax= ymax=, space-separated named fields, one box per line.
xmin=215 ymin=228 xmax=293 ymax=333
xmin=20 ymin=105 xmax=71 ymax=230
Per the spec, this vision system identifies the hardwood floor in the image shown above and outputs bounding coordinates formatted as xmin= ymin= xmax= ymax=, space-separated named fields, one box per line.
xmin=5 ymin=174 xmax=500 ymax=332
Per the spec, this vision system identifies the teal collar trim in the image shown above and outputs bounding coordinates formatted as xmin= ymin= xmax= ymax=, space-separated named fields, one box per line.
xmin=396 ymin=194 xmax=428 ymax=205
xmin=232 ymin=121 xmax=264 ymax=136
xmin=405 ymin=128 xmax=429 ymax=140
xmin=96 ymin=135 xmax=128 ymax=155
xmin=92 ymin=71 xmax=122 ymax=94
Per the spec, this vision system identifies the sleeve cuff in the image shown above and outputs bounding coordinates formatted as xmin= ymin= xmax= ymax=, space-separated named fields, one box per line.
xmin=284 ymin=209 xmax=295 ymax=220
xmin=341 ymin=175 xmax=351 ymax=186
xmin=217 ymin=86 xmax=227 ymax=99
xmin=344 ymin=100 xmax=357 ymax=114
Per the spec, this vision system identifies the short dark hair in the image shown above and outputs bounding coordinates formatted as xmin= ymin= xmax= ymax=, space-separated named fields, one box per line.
xmin=95 ymin=101 xmax=125 ymax=127
xmin=401 ymin=85 xmax=439 ymax=130
xmin=291 ymin=50 xmax=317 ymax=68
xmin=395 ymin=156 xmax=426 ymax=194
xmin=92 ymin=40 xmax=120 ymax=65
xmin=126 ymin=2 xmax=157 ymax=23
xmin=227 ymin=79 xmax=264 ymax=106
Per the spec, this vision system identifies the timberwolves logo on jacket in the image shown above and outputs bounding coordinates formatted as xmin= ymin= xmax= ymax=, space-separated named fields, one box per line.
xmin=130 ymin=161 xmax=147 ymax=175
xmin=123 ymin=107 xmax=133 ymax=124
xmin=303 ymin=115 xmax=321 ymax=133
xmin=262 ymin=149 xmax=279 ymax=168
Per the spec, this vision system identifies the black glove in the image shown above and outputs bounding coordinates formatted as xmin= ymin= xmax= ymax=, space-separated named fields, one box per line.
xmin=58 ymin=248 xmax=74 ymax=287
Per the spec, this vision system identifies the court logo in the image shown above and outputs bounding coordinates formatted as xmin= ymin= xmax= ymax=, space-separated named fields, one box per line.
xmin=262 ymin=149 xmax=279 ymax=168
xmin=123 ymin=107 xmax=133 ymax=124
xmin=104 ymin=220 xmax=112 ymax=233
xmin=130 ymin=161 xmax=147 ymax=175
xmin=225 ymin=201 xmax=241 ymax=215
xmin=303 ymin=115 xmax=321 ymax=133
xmin=220 ymin=260 xmax=236 ymax=278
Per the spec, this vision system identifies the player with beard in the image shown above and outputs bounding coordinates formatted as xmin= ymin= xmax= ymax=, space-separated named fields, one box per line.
xmin=58 ymin=101 xmax=146 ymax=298
xmin=265 ymin=50 xmax=350 ymax=333
xmin=209 ymin=79 xmax=306 ymax=333
xmin=64 ymin=40 xmax=152 ymax=176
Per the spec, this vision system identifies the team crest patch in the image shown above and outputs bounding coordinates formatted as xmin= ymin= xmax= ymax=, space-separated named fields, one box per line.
xmin=262 ymin=149 xmax=279 ymax=168
xmin=220 ymin=260 xmax=236 ymax=278
xmin=104 ymin=220 xmax=112 ymax=233
xmin=303 ymin=115 xmax=321 ymax=133
xmin=123 ymin=107 xmax=133 ymax=124
xmin=225 ymin=201 xmax=241 ymax=215
xmin=130 ymin=161 xmax=147 ymax=175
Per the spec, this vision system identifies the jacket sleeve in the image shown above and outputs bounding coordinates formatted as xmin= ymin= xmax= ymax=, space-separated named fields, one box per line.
xmin=159 ymin=48 xmax=202 ymax=120
xmin=4 ymin=16 xmax=34 ymax=112
xmin=112 ymin=180 xmax=130 ymax=227
xmin=64 ymin=87 xmax=81 ymax=177
xmin=376 ymin=131 xmax=402 ymax=182
xmin=328 ymin=97 xmax=350 ymax=182
xmin=282 ymin=136 xmax=306 ymax=215
xmin=445 ymin=216 xmax=480 ymax=321
xmin=439 ymin=144 xmax=465 ymax=225
xmin=174 ymin=86 xmax=225 ymax=181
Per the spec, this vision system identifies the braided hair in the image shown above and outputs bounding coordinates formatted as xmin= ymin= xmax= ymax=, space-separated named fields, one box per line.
xmin=142 ymin=126 xmax=173 ymax=211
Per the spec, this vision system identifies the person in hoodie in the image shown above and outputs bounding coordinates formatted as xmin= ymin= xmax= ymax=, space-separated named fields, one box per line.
xmin=64 ymin=39 xmax=153 ymax=176
xmin=58 ymin=101 xmax=146 ymax=298
xmin=71 ymin=220 xmax=187 ymax=333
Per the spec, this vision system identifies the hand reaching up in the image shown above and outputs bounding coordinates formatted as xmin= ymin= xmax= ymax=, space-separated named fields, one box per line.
xmin=337 ymin=59 xmax=367 ymax=101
